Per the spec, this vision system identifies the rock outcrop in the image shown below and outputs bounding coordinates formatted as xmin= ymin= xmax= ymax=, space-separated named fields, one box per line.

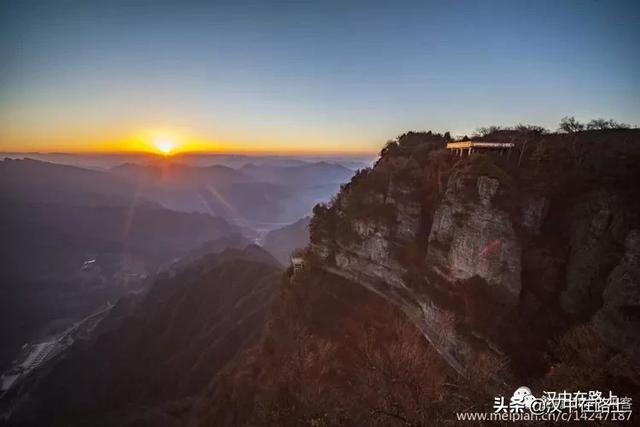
xmin=426 ymin=174 xmax=521 ymax=301
xmin=561 ymin=192 xmax=630 ymax=317
xmin=593 ymin=229 xmax=640 ymax=360
xmin=310 ymin=130 xmax=640 ymax=376
xmin=333 ymin=218 xmax=406 ymax=289
xmin=520 ymin=195 xmax=548 ymax=235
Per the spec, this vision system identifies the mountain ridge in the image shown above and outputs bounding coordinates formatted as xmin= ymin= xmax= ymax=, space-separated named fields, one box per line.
xmin=8 ymin=245 xmax=282 ymax=426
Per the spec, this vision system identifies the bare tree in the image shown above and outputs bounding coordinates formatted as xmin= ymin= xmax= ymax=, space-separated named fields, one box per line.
xmin=586 ymin=118 xmax=631 ymax=130
xmin=558 ymin=116 xmax=585 ymax=133
xmin=475 ymin=126 xmax=502 ymax=137
xmin=513 ymin=123 xmax=547 ymax=134
xmin=513 ymin=124 xmax=545 ymax=166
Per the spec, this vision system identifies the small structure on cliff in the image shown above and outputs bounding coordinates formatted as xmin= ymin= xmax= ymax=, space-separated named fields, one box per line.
xmin=447 ymin=141 xmax=514 ymax=157
xmin=291 ymin=256 xmax=304 ymax=274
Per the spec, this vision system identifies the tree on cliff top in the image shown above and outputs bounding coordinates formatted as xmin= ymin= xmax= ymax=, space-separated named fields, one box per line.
xmin=586 ymin=118 xmax=631 ymax=130
xmin=559 ymin=116 xmax=585 ymax=133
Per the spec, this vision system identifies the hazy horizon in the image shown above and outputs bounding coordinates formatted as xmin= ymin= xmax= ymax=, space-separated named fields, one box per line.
xmin=0 ymin=148 xmax=379 ymax=157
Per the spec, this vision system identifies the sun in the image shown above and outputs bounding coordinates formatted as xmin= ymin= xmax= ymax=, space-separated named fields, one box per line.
xmin=154 ymin=137 xmax=176 ymax=155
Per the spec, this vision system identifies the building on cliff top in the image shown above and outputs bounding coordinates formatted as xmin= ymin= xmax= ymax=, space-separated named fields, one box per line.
xmin=447 ymin=141 xmax=514 ymax=157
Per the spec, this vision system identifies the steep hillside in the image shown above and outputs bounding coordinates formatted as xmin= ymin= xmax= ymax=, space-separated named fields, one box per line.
xmin=191 ymin=129 xmax=640 ymax=425
xmin=308 ymin=129 xmax=640 ymax=375
xmin=9 ymin=246 xmax=282 ymax=426
xmin=191 ymin=262 xmax=502 ymax=426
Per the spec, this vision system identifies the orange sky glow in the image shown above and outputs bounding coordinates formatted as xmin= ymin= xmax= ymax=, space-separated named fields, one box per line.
xmin=0 ymin=128 xmax=379 ymax=156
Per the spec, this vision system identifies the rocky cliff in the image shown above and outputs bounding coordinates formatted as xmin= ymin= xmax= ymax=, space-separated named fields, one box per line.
xmin=309 ymin=129 xmax=640 ymax=377
xmin=186 ymin=129 xmax=640 ymax=427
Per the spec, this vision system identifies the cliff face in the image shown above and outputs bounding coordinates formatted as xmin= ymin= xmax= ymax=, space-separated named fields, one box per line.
xmin=593 ymin=229 xmax=640 ymax=359
xmin=561 ymin=191 xmax=631 ymax=315
xmin=309 ymin=129 xmax=640 ymax=376
xmin=426 ymin=174 xmax=522 ymax=301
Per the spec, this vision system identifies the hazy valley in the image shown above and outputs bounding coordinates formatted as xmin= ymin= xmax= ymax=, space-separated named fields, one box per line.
xmin=0 ymin=154 xmax=365 ymax=387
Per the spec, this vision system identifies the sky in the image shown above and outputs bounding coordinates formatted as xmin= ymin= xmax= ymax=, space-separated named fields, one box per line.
xmin=0 ymin=0 xmax=638 ymax=155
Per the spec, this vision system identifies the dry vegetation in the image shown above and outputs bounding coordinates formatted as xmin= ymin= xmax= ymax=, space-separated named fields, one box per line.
xmin=193 ymin=268 xmax=512 ymax=426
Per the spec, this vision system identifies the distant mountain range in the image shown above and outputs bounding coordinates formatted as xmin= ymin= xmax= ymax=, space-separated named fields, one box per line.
xmin=0 ymin=152 xmax=374 ymax=172
xmin=0 ymin=158 xmax=248 ymax=371
xmin=0 ymin=156 xmax=353 ymax=373
xmin=110 ymin=160 xmax=355 ymax=223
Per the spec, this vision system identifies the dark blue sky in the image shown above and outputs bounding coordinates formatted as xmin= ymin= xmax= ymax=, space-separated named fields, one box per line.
xmin=1 ymin=0 xmax=638 ymax=153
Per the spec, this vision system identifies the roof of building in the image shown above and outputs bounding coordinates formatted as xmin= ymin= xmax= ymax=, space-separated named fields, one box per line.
xmin=446 ymin=141 xmax=515 ymax=149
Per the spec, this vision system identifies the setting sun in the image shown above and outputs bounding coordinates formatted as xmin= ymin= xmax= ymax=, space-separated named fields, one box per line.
xmin=154 ymin=137 xmax=176 ymax=155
